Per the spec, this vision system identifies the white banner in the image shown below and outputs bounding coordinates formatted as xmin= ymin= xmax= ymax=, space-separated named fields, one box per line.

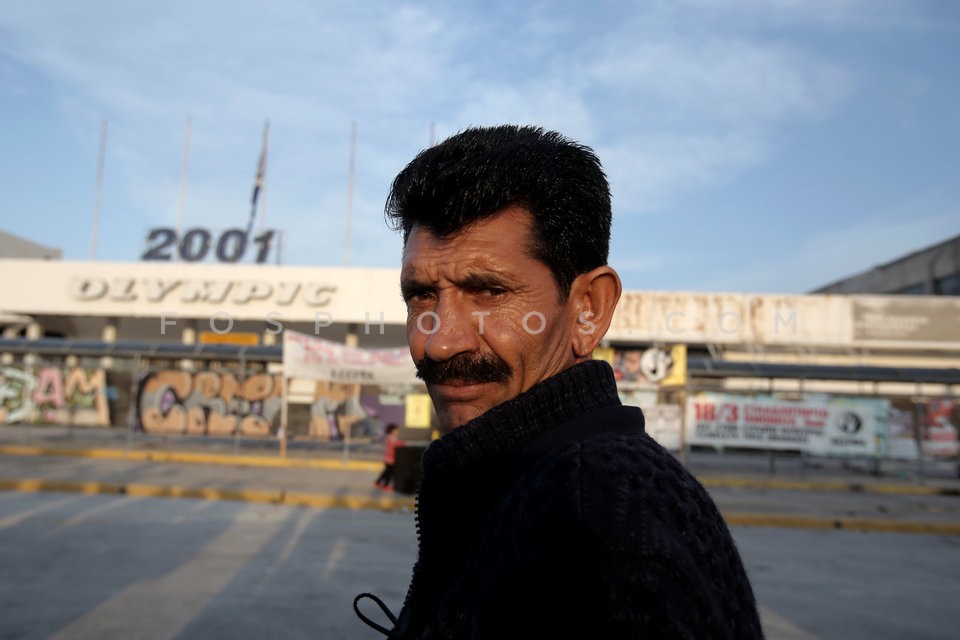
xmin=283 ymin=330 xmax=418 ymax=384
xmin=685 ymin=392 xmax=888 ymax=456
xmin=641 ymin=405 xmax=682 ymax=451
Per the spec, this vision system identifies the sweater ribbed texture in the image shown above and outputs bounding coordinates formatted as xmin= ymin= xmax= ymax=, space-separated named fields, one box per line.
xmin=394 ymin=359 xmax=764 ymax=640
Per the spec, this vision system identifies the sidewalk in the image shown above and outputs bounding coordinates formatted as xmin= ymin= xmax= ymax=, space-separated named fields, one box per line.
xmin=2 ymin=424 xmax=959 ymax=534
xmin=3 ymin=424 xmax=958 ymax=492
xmin=0 ymin=424 xmax=410 ymax=509
xmin=0 ymin=424 xmax=389 ymax=464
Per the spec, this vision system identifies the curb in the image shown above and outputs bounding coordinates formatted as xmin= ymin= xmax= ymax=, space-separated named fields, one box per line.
xmin=699 ymin=477 xmax=960 ymax=498
xmin=0 ymin=445 xmax=381 ymax=472
xmin=2 ymin=477 xmax=956 ymax=535
xmin=3 ymin=444 xmax=958 ymax=497
xmin=0 ymin=478 xmax=416 ymax=511
xmin=724 ymin=512 xmax=960 ymax=536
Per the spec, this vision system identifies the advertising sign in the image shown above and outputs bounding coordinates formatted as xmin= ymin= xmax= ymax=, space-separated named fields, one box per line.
xmin=659 ymin=345 xmax=687 ymax=387
xmin=283 ymin=330 xmax=418 ymax=385
xmin=685 ymin=392 xmax=888 ymax=456
xmin=404 ymin=394 xmax=434 ymax=429
xmin=612 ymin=347 xmax=681 ymax=388
xmin=887 ymin=399 xmax=959 ymax=459
xmin=853 ymin=298 xmax=960 ymax=343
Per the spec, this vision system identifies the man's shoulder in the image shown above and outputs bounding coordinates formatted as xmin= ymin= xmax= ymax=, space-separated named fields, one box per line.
xmin=506 ymin=403 xmax=718 ymax=522
xmin=535 ymin=403 xmax=684 ymax=480
xmin=527 ymin=418 xmax=720 ymax=525
xmin=568 ymin=426 xmax=700 ymax=494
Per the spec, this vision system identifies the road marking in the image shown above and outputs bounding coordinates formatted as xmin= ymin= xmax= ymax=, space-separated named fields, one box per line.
xmin=0 ymin=494 xmax=78 ymax=530
xmin=171 ymin=499 xmax=216 ymax=525
xmin=44 ymin=495 xmax=140 ymax=537
xmin=49 ymin=503 xmax=290 ymax=640
xmin=2 ymin=478 xmax=957 ymax=535
xmin=320 ymin=538 xmax=349 ymax=582
xmin=275 ymin=508 xmax=318 ymax=568
xmin=249 ymin=507 xmax=320 ymax=598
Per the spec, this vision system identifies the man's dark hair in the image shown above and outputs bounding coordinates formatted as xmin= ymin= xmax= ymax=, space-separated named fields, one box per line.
xmin=385 ymin=125 xmax=611 ymax=299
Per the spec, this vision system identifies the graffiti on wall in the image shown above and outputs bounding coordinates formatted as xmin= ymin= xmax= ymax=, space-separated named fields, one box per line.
xmin=137 ymin=370 xmax=283 ymax=436
xmin=309 ymin=382 xmax=364 ymax=440
xmin=0 ymin=367 xmax=110 ymax=426
xmin=138 ymin=370 xmax=402 ymax=440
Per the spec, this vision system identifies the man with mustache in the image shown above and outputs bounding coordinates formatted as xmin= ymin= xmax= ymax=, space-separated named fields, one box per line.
xmin=355 ymin=126 xmax=763 ymax=639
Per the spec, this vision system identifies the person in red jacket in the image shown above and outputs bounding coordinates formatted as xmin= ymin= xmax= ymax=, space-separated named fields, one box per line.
xmin=374 ymin=423 xmax=405 ymax=490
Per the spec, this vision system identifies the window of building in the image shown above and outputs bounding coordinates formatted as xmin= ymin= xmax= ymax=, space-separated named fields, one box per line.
xmin=934 ymin=272 xmax=960 ymax=295
xmin=895 ymin=282 xmax=926 ymax=295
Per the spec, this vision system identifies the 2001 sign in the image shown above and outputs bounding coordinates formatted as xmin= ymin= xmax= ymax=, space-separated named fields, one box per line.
xmin=141 ymin=227 xmax=277 ymax=263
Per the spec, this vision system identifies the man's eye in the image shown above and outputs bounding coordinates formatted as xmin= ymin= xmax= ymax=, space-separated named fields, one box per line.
xmin=404 ymin=290 xmax=433 ymax=304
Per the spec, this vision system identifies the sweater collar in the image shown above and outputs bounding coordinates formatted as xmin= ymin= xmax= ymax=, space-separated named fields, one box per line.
xmin=420 ymin=359 xmax=622 ymax=478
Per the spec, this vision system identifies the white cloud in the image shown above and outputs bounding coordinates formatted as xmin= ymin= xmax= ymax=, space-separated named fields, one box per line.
xmin=0 ymin=2 xmax=853 ymax=202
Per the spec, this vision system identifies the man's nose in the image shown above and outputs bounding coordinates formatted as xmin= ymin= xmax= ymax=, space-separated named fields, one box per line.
xmin=422 ymin=297 xmax=480 ymax=362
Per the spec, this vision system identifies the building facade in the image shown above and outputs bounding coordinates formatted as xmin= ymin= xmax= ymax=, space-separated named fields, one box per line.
xmin=1 ymin=256 xmax=957 ymax=460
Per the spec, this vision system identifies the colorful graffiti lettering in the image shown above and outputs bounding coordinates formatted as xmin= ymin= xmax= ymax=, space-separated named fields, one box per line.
xmin=138 ymin=370 xmax=382 ymax=439
xmin=137 ymin=370 xmax=283 ymax=436
xmin=0 ymin=367 xmax=110 ymax=426
xmin=309 ymin=382 xmax=366 ymax=440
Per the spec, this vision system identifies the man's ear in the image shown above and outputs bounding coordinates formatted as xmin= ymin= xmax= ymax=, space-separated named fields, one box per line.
xmin=568 ymin=266 xmax=622 ymax=359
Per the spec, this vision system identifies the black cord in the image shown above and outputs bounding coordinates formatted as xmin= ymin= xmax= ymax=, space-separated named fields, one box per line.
xmin=353 ymin=592 xmax=399 ymax=636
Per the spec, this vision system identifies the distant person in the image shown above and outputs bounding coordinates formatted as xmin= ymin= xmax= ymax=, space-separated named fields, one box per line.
xmin=354 ymin=125 xmax=763 ymax=638
xmin=374 ymin=423 xmax=405 ymax=491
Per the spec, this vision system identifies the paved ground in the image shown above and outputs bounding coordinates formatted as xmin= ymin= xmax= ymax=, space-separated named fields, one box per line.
xmin=2 ymin=453 xmax=960 ymax=534
xmin=2 ymin=425 xmax=960 ymax=638
xmin=2 ymin=424 xmax=959 ymax=533
xmin=1 ymin=492 xmax=958 ymax=640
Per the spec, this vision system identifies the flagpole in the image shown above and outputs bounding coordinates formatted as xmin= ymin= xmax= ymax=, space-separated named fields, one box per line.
xmin=258 ymin=134 xmax=268 ymax=233
xmin=90 ymin=118 xmax=108 ymax=260
xmin=344 ymin=120 xmax=356 ymax=267
xmin=176 ymin=116 xmax=192 ymax=235
xmin=246 ymin=120 xmax=270 ymax=241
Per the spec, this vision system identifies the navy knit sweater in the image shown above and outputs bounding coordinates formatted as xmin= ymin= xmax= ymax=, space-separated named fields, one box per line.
xmin=388 ymin=360 xmax=764 ymax=639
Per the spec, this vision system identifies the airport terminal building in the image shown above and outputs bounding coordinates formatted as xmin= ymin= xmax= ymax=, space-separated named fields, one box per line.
xmin=1 ymin=229 xmax=958 ymax=461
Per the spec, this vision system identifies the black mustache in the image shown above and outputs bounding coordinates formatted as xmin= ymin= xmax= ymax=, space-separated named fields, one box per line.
xmin=415 ymin=353 xmax=512 ymax=385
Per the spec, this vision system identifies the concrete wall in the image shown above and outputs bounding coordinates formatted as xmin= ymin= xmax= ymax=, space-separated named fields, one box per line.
xmin=2 ymin=259 xmax=959 ymax=356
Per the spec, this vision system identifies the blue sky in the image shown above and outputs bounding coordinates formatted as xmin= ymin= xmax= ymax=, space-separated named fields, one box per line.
xmin=1 ymin=0 xmax=957 ymax=294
